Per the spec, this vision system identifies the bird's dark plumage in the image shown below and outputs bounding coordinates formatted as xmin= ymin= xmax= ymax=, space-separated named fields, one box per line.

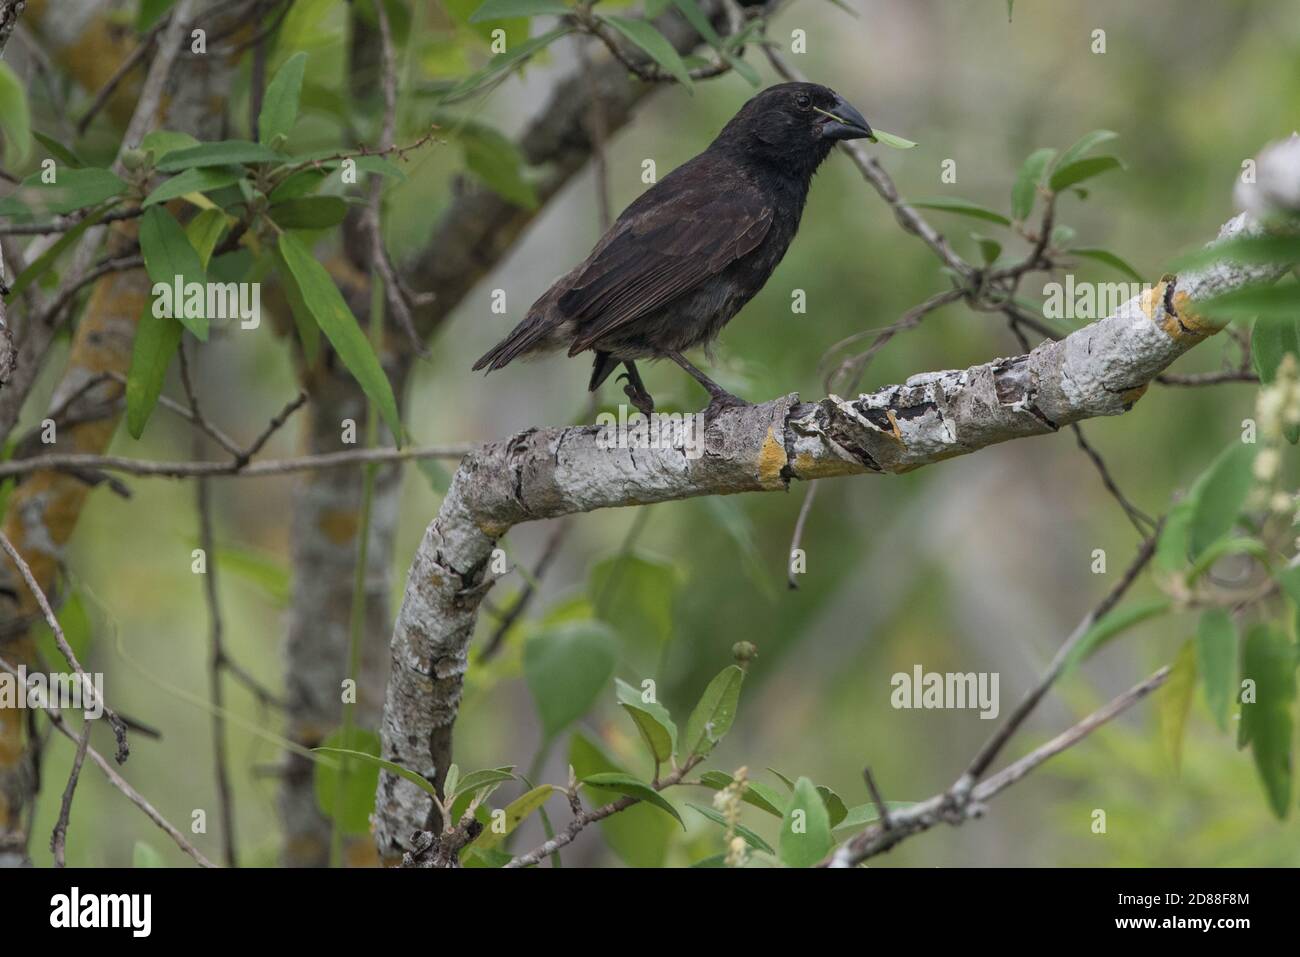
xmin=472 ymin=81 xmax=874 ymax=413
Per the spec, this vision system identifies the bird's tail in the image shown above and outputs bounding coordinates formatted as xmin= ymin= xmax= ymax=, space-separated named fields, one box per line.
xmin=471 ymin=315 xmax=551 ymax=373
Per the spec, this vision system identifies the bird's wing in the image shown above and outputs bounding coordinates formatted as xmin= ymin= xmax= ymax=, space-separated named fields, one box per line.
xmin=560 ymin=175 xmax=773 ymax=355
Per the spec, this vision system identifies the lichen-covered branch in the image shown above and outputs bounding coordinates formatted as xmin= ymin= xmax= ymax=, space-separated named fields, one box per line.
xmin=374 ymin=158 xmax=1299 ymax=857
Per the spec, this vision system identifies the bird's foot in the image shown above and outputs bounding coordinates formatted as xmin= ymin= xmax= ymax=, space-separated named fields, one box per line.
xmin=703 ymin=391 xmax=750 ymax=421
xmin=618 ymin=374 xmax=656 ymax=416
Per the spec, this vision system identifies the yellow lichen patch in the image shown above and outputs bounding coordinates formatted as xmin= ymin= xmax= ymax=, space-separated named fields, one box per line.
xmin=1170 ymin=290 xmax=1222 ymax=337
xmin=319 ymin=509 xmax=359 ymax=545
xmin=790 ymin=451 xmax=862 ymax=479
xmin=885 ymin=409 xmax=904 ymax=443
xmin=756 ymin=426 xmax=787 ymax=488
xmin=1139 ymin=280 xmax=1168 ymax=323
xmin=1120 ymin=383 xmax=1150 ymax=405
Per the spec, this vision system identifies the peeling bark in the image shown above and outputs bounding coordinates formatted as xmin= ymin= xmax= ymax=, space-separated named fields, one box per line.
xmin=374 ymin=189 xmax=1296 ymax=857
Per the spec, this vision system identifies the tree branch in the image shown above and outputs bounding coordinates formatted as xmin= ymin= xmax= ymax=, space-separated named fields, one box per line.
xmin=373 ymin=164 xmax=1299 ymax=856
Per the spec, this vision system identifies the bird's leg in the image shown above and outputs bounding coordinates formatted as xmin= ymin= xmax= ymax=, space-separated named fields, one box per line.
xmin=665 ymin=350 xmax=748 ymax=416
xmin=617 ymin=361 xmax=655 ymax=416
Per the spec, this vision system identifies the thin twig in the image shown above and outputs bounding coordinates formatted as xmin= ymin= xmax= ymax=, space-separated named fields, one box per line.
xmin=49 ymin=719 xmax=91 ymax=867
xmin=506 ymin=755 xmax=703 ymax=868
xmin=825 ymin=666 xmax=1170 ymax=866
xmin=75 ymin=16 xmax=170 ymax=136
xmin=0 ymin=443 xmax=469 ymax=480
xmin=0 ymin=656 xmax=216 ymax=868
xmin=0 ymin=530 xmax=130 ymax=762
xmin=959 ymin=529 xmax=1160 ymax=786
xmin=1070 ymin=423 xmax=1157 ymax=536
xmin=1156 ymin=369 xmax=1259 ymax=387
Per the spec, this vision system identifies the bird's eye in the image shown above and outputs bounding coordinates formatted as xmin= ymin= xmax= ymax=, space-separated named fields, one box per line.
xmin=795 ymin=93 xmax=811 ymax=110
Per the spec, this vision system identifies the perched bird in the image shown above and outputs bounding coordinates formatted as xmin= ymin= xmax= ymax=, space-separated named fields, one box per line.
xmin=472 ymin=81 xmax=874 ymax=416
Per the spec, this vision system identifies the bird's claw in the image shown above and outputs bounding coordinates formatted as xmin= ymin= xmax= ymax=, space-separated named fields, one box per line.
xmin=703 ymin=392 xmax=749 ymax=421
xmin=618 ymin=373 xmax=656 ymax=416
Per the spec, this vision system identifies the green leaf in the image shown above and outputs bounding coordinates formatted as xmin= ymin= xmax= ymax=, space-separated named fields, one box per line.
xmin=1061 ymin=598 xmax=1171 ymax=673
xmin=268 ymin=168 xmax=328 ymax=202
xmin=136 ymin=0 xmax=177 ymax=30
xmin=581 ymin=772 xmax=684 ymax=827
xmin=1239 ymin=624 xmax=1295 ymax=818
xmin=156 ymin=140 xmax=281 ymax=172
xmin=185 ymin=209 xmax=228 ymax=269
xmin=312 ymin=729 xmax=383 ymax=835
xmin=1274 ymin=563 xmax=1300 ymax=608
xmin=907 ymin=196 xmax=1011 ymax=225
xmin=569 ymin=731 xmax=674 ymax=867
xmin=698 ymin=771 xmax=786 ymax=816
xmin=686 ymin=802 xmax=773 ymax=853
xmin=1186 ymin=537 xmax=1272 ymax=583
xmin=469 ymin=0 xmax=569 ymax=19
xmin=600 ymin=15 xmax=693 ymax=89
xmin=132 ymin=841 xmax=165 ymax=868
xmin=473 ymin=784 xmax=555 ymax=851
xmin=870 ymin=129 xmax=916 ymax=149
xmin=444 ymin=26 xmax=574 ymax=101
xmin=589 ymin=550 xmax=677 ymax=649
xmin=313 ymin=745 xmax=439 ymax=798
xmin=33 ymin=130 xmax=82 ymax=169
xmin=210 ymin=543 xmax=289 ymax=605
xmin=1011 ymin=147 xmax=1056 ymax=221
xmin=779 ymin=776 xmax=832 ymax=867
xmin=971 ymin=232 xmax=1002 ymax=265
xmin=670 ymin=0 xmax=759 ymax=86
xmin=447 ymin=767 xmax=516 ymax=822
xmin=1053 ymin=129 xmax=1118 ymax=174
xmin=681 ymin=664 xmax=744 ymax=758
xmin=0 ymin=167 xmax=128 ymax=217
xmin=1048 ymin=155 xmax=1123 ymax=192
xmin=816 ymin=785 xmax=849 ymax=829
xmin=1188 ymin=442 xmax=1256 ymax=558
xmin=1195 ymin=283 xmax=1300 ymax=323
xmin=138 ymin=206 xmax=209 ymax=340
xmin=138 ymin=130 xmax=200 ymax=161
xmin=270 ymin=244 xmax=321 ymax=363
xmin=258 ymin=52 xmax=308 ymax=146
xmin=1158 ymin=640 xmax=1197 ymax=772
xmin=269 ymin=195 xmax=349 ymax=229
xmin=833 ymin=801 xmax=916 ymax=833
xmin=523 ymin=620 xmax=617 ymax=739
xmin=1155 ymin=496 xmax=1195 ymax=572
xmin=1170 ymin=234 xmax=1300 ymax=272
xmin=1072 ymin=247 xmax=1143 ymax=283
xmin=142 ymin=165 xmax=245 ymax=208
xmin=0 ymin=61 xmax=32 ymax=167
xmin=461 ymin=127 xmax=536 ymax=209
xmin=277 ymin=232 xmax=402 ymax=439
xmin=1196 ymin=609 xmax=1235 ymax=732
xmin=5 ymin=204 xmax=113 ymax=301
xmin=125 ymin=305 xmax=183 ymax=440
xmin=615 ymin=677 xmax=677 ymax=763
xmin=1251 ymin=315 xmax=1300 ymax=386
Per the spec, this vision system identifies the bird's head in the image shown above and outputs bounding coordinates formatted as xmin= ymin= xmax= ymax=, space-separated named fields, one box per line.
xmin=714 ymin=82 xmax=874 ymax=175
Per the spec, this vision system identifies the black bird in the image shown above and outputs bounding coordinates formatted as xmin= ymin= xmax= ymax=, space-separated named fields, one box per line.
xmin=472 ymin=81 xmax=874 ymax=416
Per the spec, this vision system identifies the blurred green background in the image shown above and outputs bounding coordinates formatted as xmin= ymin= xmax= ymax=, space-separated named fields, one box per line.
xmin=14 ymin=0 xmax=1300 ymax=866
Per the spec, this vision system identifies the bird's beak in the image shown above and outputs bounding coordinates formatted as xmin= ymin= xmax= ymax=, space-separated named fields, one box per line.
xmin=816 ymin=97 xmax=874 ymax=142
